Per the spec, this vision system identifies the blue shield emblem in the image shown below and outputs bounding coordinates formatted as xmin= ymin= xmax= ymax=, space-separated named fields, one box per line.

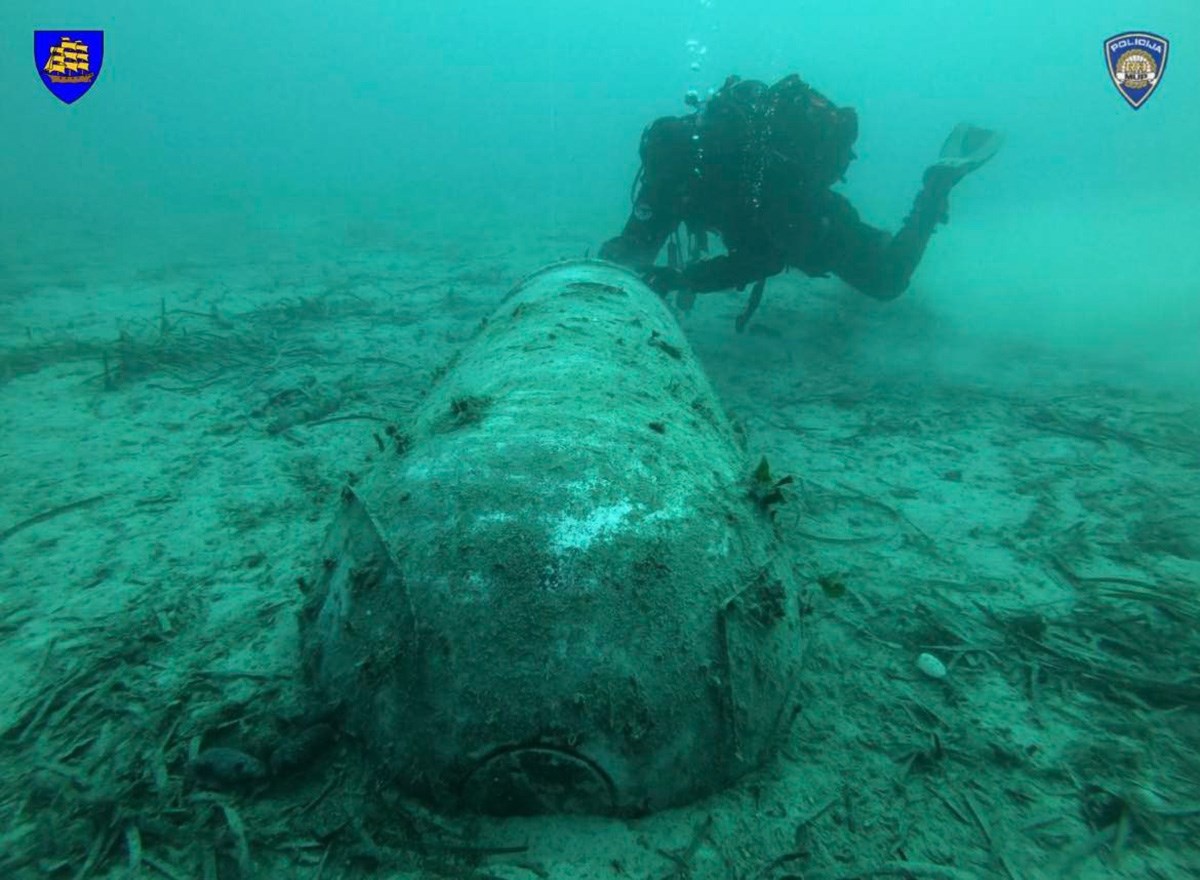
xmin=35 ymin=31 xmax=104 ymax=104
xmin=1105 ymin=32 xmax=1168 ymax=110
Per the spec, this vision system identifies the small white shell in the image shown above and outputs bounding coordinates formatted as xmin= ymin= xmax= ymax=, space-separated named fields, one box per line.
xmin=916 ymin=652 xmax=947 ymax=680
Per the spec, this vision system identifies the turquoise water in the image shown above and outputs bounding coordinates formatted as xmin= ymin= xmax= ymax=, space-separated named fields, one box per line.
xmin=2 ymin=2 xmax=1198 ymax=878
xmin=6 ymin=3 xmax=1198 ymax=354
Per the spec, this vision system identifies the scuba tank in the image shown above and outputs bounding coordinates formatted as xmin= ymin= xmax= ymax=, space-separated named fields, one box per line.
xmin=698 ymin=73 xmax=860 ymax=201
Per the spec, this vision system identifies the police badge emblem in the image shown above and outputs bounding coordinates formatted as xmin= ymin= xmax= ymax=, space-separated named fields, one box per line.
xmin=1105 ymin=32 xmax=1168 ymax=110
xmin=35 ymin=31 xmax=104 ymax=104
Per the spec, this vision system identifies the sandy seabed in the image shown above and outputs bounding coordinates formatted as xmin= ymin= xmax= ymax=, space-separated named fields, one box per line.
xmin=1 ymin=209 xmax=1198 ymax=880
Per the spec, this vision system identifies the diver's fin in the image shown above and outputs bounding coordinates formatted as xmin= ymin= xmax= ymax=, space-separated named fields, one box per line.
xmin=936 ymin=123 xmax=1003 ymax=174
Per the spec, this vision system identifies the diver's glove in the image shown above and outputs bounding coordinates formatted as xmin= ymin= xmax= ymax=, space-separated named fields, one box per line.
xmin=599 ymin=235 xmax=636 ymax=265
xmin=642 ymin=266 xmax=686 ymax=296
xmin=918 ymin=123 xmax=1004 ymax=225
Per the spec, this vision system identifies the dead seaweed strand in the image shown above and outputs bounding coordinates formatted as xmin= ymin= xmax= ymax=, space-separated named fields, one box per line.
xmin=958 ymin=788 xmax=1020 ymax=880
xmin=124 ymin=823 xmax=143 ymax=873
xmin=300 ymin=413 xmax=392 ymax=429
xmin=1023 ymin=403 xmax=1191 ymax=453
xmin=292 ymin=766 xmax=344 ymax=817
xmin=792 ymin=528 xmax=890 ymax=545
xmin=924 ymin=783 xmax=971 ymax=827
xmin=833 ymin=480 xmax=939 ymax=555
xmin=217 ymin=801 xmax=253 ymax=877
xmin=46 ymin=677 xmax=113 ymax=736
xmin=806 ymin=862 xmax=982 ymax=880
xmin=0 ymin=493 xmax=112 ymax=545
xmin=8 ymin=662 xmax=91 ymax=743
xmin=313 ymin=845 xmax=331 ymax=880
xmin=754 ymin=795 xmax=839 ymax=879
xmin=143 ymin=854 xmax=190 ymax=880
xmin=71 ymin=824 xmax=121 ymax=880
xmin=654 ymin=814 xmax=715 ymax=880
xmin=1009 ymin=615 xmax=1200 ymax=706
xmin=1050 ymin=556 xmax=1195 ymax=614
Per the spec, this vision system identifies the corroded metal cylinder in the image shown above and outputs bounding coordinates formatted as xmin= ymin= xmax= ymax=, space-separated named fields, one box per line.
xmin=301 ymin=260 xmax=802 ymax=815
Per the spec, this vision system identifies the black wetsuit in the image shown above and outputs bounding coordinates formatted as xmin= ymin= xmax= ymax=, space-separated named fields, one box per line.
xmin=599 ymin=77 xmax=955 ymax=301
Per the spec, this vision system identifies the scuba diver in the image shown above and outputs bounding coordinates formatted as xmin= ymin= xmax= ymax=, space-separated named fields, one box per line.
xmin=599 ymin=74 xmax=1002 ymax=329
